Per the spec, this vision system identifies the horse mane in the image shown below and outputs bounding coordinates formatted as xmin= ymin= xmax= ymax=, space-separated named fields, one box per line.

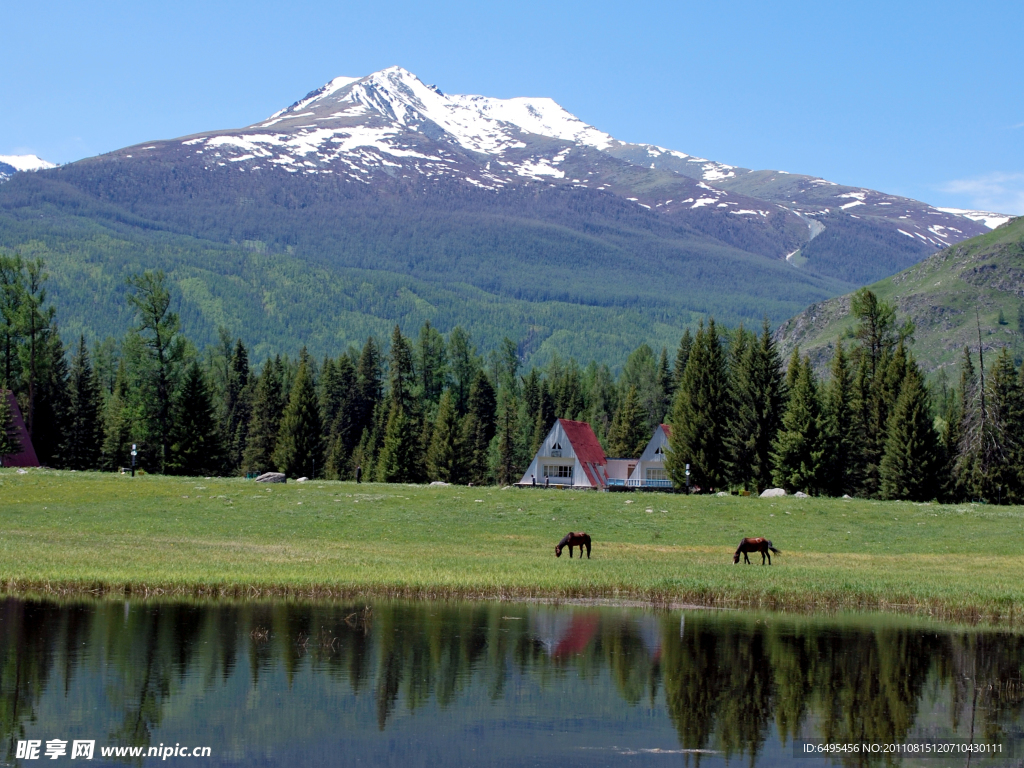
xmin=556 ymin=533 xmax=574 ymax=549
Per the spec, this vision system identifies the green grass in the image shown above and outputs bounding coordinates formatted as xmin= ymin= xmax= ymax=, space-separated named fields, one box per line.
xmin=3 ymin=469 xmax=1024 ymax=622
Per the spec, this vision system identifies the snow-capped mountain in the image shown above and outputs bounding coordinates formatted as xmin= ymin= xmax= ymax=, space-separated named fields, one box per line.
xmin=0 ymin=67 xmax=1015 ymax=365
xmin=155 ymin=66 xmax=1006 ymax=254
xmin=0 ymin=154 xmax=56 ymax=181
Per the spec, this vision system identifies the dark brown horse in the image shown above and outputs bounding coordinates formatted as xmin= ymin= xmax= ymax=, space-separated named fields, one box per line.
xmin=733 ymin=537 xmax=780 ymax=565
xmin=555 ymin=532 xmax=592 ymax=559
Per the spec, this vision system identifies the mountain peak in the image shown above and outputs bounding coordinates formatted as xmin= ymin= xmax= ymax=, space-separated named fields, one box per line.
xmin=0 ymin=154 xmax=56 ymax=172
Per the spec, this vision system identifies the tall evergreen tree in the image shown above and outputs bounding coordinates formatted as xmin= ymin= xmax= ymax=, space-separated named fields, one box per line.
xmin=376 ymin=401 xmax=419 ymax=483
xmin=772 ymin=355 xmax=826 ymax=494
xmin=666 ymin=319 xmax=728 ymax=491
xmin=167 ymin=362 xmax=224 ymax=476
xmin=417 ymin=320 xmax=448 ymax=406
xmin=981 ymin=349 xmax=1024 ymax=503
xmin=0 ymin=253 xmax=25 ymax=391
xmin=461 ymin=370 xmax=496 ymax=485
xmin=822 ymin=340 xmax=856 ymax=496
xmin=223 ymin=338 xmax=252 ymax=471
xmin=494 ymin=390 xmax=521 ymax=486
xmin=125 ymin=271 xmax=185 ymax=473
xmin=426 ymin=389 xmax=463 ymax=483
xmin=672 ymin=329 xmax=693 ymax=395
xmin=273 ymin=360 xmax=323 ymax=478
xmin=31 ymin=330 xmax=70 ymax=467
xmin=242 ymin=358 xmax=284 ymax=475
xmin=727 ymin=320 xmax=786 ymax=493
xmin=0 ymin=390 xmax=21 ymax=464
xmin=100 ymin=360 xmax=132 ymax=471
xmin=879 ymin=359 xmax=941 ymax=501
xmin=353 ymin=337 xmax=383 ymax=445
xmin=64 ymin=335 xmax=103 ymax=470
xmin=620 ymin=343 xmax=666 ymax=434
xmin=607 ymin=385 xmax=648 ymax=458
xmin=447 ymin=326 xmax=479 ymax=416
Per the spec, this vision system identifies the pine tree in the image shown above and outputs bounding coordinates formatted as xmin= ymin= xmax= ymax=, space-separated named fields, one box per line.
xmin=666 ymin=319 xmax=728 ymax=492
xmin=879 ymin=360 xmax=941 ymax=501
xmin=417 ymin=320 xmax=448 ymax=407
xmin=376 ymin=401 xmax=420 ymax=483
xmin=0 ymin=390 xmax=21 ymax=464
xmin=100 ymin=360 xmax=132 ymax=471
xmin=607 ymin=385 xmax=648 ymax=458
xmin=223 ymin=339 xmax=251 ymax=472
xmin=727 ymin=320 xmax=786 ymax=493
xmin=125 ymin=271 xmax=185 ymax=473
xmin=981 ymin=349 xmax=1023 ymax=503
xmin=273 ymin=360 xmax=323 ymax=478
xmin=494 ymin=390 xmax=521 ymax=486
xmin=447 ymin=326 xmax=479 ymax=416
xmin=31 ymin=330 xmax=70 ymax=467
xmin=822 ymin=340 xmax=856 ymax=496
xmin=672 ymin=329 xmax=693 ymax=395
xmin=167 ymin=362 xmax=224 ymax=476
xmin=461 ymin=370 xmax=496 ymax=485
xmin=242 ymin=359 xmax=284 ymax=475
xmin=426 ymin=389 xmax=463 ymax=482
xmin=64 ymin=335 xmax=103 ymax=470
xmin=772 ymin=355 xmax=826 ymax=494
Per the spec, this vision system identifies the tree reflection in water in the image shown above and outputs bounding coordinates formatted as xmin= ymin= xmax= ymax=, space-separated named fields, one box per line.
xmin=1 ymin=598 xmax=1023 ymax=765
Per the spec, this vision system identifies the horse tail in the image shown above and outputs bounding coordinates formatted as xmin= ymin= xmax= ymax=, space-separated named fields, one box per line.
xmin=767 ymin=540 xmax=781 ymax=554
xmin=584 ymin=534 xmax=592 ymax=558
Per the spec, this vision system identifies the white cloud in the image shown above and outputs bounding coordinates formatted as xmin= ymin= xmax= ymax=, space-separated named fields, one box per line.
xmin=939 ymin=172 xmax=1024 ymax=216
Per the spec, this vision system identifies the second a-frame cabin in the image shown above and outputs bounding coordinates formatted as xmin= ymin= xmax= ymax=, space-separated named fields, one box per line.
xmin=518 ymin=419 xmax=609 ymax=489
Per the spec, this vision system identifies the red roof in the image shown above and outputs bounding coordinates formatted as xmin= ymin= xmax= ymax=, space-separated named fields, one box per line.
xmin=559 ymin=419 xmax=606 ymax=466
xmin=558 ymin=419 xmax=607 ymax=487
xmin=660 ymin=423 xmax=672 ymax=437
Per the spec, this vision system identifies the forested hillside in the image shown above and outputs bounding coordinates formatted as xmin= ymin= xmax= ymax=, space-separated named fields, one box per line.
xmin=778 ymin=216 xmax=1024 ymax=372
xmin=0 ymin=169 xmax=843 ymax=368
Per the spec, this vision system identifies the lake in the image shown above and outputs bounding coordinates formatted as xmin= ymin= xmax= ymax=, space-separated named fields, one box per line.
xmin=1 ymin=597 xmax=1022 ymax=766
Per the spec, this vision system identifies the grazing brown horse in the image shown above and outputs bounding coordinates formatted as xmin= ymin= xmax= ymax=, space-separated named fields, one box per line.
xmin=733 ymin=537 xmax=780 ymax=565
xmin=555 ymin=532 xmax=592 ymax=559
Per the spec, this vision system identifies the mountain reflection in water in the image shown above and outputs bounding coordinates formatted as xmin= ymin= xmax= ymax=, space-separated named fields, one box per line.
xmin=1 ymin=598 xmax=1023 ymax=766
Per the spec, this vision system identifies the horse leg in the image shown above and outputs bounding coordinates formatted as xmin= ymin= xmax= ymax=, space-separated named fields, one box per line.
xmin=766 ymin=550 xmax=772 ymax=565
xmin=586 ymin=542 xmax=591 ymax=559
xmin=743 ymin=551 xmax=751 ymax=565
xmin=569 ymin=545 xmax=574 ymax=558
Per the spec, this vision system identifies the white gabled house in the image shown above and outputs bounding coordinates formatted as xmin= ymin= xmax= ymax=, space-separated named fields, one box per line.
xmin=632 ymin=424 xmax=672 ymax=487
xmin=518 ymin=419 xmax=610 ymax=489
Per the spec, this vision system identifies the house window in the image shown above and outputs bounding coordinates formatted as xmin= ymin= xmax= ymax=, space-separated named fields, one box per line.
xmin=544 ymin=465 xmax=573 ymax=479
xmin=646 ymin=468 xmax=667 ymax=481
xmin=654 ymin=445 xmax=665 ymax=457
xmin=550 ymin=441 xmax=562 ymax=458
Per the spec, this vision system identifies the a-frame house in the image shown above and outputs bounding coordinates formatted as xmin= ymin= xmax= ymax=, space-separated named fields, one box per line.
xmin=518 ymin=419 xmax=609 ymax=489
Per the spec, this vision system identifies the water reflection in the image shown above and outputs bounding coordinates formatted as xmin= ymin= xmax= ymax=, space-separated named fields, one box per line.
xmin=1 ymin=598 xmax=1022 ymax=766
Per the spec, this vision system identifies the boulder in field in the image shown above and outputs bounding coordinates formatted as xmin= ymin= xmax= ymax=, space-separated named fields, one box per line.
xmin=794 ymin=491 xmax=809 ymax=498
xmin=759 ymin=488 xmax=786 ymax=498
xmin=256 ymin=472 xmax=286 ymax=483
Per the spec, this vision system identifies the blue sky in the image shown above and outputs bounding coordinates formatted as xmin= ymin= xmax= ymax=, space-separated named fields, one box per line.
xmin=3 ymin=0 xmax=1022 ymax=213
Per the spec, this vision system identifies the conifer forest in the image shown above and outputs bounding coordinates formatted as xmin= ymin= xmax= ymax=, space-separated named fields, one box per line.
xmin=2 ymin=252 xmax=1022 ymax=504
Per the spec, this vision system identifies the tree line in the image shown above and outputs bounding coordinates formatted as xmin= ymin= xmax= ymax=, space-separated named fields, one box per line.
xmin=2 ymin=257 xmax=1022 ymax=503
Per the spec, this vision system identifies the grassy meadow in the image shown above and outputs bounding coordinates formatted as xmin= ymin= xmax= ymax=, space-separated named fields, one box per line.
xmin=1 ymin=468 xmax=1022 ymax=621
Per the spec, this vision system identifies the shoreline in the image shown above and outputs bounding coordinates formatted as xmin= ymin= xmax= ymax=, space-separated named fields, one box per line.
xmin=2 ymin=577 xmax=1019 ymax=628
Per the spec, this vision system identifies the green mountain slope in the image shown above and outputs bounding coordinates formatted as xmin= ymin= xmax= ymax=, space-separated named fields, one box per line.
xmin=776 ymin=216 xmax=1024 ymax=372
xmin=0 ymin=169 xmax=848 ymax=367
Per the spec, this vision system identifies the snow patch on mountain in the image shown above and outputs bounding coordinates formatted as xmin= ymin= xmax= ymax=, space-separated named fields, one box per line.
xmin=0 ymin=154 xmax=56 ymax=172
xmin=934 ymin=208 xmax=1013 ymax=230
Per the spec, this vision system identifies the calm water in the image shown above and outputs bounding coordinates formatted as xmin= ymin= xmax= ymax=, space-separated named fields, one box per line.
xmin=1 ymin=598 xmax=1023 ymax=767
